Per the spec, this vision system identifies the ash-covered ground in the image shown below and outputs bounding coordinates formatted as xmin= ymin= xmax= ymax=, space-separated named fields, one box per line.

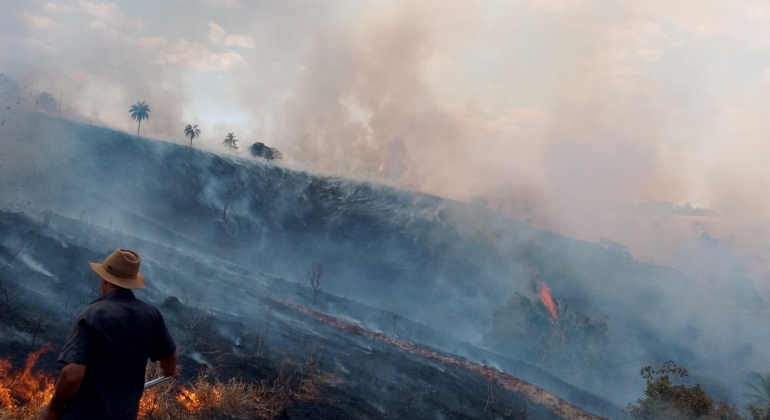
xmin=0 ymin=210 xmax=621 ymax=419
xmin=2 ymin=111 xmax=769 ymax=418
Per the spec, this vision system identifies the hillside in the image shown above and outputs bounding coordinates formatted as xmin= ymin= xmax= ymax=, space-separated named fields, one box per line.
xmin=2 ymin=110 xmax=769 ymax=413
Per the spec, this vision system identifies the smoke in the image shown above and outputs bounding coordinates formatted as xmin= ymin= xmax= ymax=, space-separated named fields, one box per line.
xmin=220 ymin=0 xmax=770 ymax=294
xmin=5 ymin=0 xmax=770 ymax=406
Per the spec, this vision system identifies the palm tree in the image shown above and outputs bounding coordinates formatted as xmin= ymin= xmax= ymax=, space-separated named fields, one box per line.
xmin=184 ymin=124 xmax=201 ymax=148
xmin=744 ymin=372 xmax=770 ymax=407
xmin=129 ymin=101 xmax=150 ymax=135
xmin=223 ymin=132 xmax=238 ymax=150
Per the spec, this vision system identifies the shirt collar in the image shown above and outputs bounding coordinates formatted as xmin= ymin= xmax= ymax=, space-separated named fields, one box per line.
xmin=90 ymin=289 xmax=135 ymax=304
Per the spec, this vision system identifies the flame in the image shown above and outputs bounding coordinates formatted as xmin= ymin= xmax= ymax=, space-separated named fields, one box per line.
xmin=177 ymin=387 xmax=220 ymax=413
xmin=138 ymin=394 xmax=160 ymax=417
xmin=0 ymin=343 xmax=54 ymax=410
xmin=538 ymin=282 xmax=558 ymax=321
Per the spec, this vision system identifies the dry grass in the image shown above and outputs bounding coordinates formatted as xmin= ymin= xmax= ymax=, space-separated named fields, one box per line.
xmin=139 ymin=354 xmax=330 ymax=420
xmin=1 ymin=351 xmax=332 ymax=420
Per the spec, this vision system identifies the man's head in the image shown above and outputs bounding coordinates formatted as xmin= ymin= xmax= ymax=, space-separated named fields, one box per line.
xmin=99 ymin=277 xmax=124 ymax=295
xmin=88 ymin=249 xmax=146 ymax=292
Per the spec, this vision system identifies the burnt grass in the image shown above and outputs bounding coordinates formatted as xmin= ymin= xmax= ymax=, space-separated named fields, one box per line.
xmin=0 ymin=209 xmax=621 ymax=419
xmin=1 ymin=290 xmax=553 ymax=420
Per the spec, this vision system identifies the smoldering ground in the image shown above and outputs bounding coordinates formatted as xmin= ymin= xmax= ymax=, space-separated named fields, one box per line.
xmin=1 ymin=108 xmax=769 ymax=410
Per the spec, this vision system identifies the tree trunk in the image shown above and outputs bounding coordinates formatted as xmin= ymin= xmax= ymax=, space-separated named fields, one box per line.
xmin=137 ymin=119 xmax=141 ymax=135
xmin=313 ymin=289 xmax=317 ymax=305
xmin=189 ymin=136 xmax=193 ymax=148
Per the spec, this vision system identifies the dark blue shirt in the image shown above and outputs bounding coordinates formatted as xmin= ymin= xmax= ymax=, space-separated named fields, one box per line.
xmin=58 ymin=289 xmax=176 ymax=420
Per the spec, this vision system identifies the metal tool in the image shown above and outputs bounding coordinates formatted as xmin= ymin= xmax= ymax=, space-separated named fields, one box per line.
xmin=144 ymin=376 xmax=175 ymax=389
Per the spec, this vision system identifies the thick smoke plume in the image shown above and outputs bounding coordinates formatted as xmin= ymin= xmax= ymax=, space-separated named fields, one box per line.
xmin=7 ymin=1 xmax=770 ymax=272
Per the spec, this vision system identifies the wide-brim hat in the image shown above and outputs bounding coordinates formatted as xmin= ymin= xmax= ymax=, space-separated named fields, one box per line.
xmin=89 ymin=248 xmax=146 ymax=290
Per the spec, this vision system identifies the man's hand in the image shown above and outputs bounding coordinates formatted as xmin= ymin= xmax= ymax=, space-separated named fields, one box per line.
xmin=38 ymin=404 xmax=62 ymax=420
xmin=40 ymin=363 xmax=86 ymax=420
xmin=159 ymin=350 xmax=180 ymax=377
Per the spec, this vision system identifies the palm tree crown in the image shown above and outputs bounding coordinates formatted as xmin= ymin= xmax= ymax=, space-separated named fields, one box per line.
xmin=129 ymin=101 xmax=150 ymax=135
xmin=223 ymin=132 xmax=238 ymax=150
xmin=184 ymin=124 xmax=201 ymax=148
xmin=744 ymin=372 xmax=770 ymax=407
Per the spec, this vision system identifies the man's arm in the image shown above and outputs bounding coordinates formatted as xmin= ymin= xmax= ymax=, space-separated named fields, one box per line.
xmin=158 ymin=350 xmax=180 ymax=377
xmin=38 ymin=363 xmax=86 ymax=420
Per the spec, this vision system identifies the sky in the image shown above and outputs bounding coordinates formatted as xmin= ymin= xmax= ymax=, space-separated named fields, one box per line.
xmin=4 ymin=0 xmax=770 ymax=281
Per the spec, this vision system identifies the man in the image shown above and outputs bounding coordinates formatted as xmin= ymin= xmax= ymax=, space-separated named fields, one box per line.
xmin=39 ymin=249 xmax=179 ymax=420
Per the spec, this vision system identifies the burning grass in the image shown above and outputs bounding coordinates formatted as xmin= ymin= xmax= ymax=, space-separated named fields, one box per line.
xmin=1 ymin=345 xmax=332 ymax=420
xmin=0 ymin=343 xmax=54 ymax=420
xmin=278 ymin=300 xmax=609 ymax=420
xmin=140 ymin=367 xmax=290 ymax=420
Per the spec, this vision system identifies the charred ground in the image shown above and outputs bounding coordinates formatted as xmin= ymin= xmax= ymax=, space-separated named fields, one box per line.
xmin=1 ymin=110 xmax=768 ymax=417
xmin=0 ymin=209 xmax=620 ymax=419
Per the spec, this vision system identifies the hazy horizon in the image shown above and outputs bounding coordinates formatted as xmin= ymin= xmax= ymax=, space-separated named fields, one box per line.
xmin=4 ymin=0 xmax=770 ymax=297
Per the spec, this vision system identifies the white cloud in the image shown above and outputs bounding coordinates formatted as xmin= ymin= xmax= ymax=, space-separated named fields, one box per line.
xmin=164 ymin=39 xmax=244 ymax=72
xmin=22 ymin=38 xmax=55 ymax=54
xmin=223 ymin=34 xmax=255 ymax=48
xmin=135 ymin=37 xmax=168 ymax=49
xmin=78 ymin=0 xmax=123 ymax=20
xmin=208 ymin=21 xmax=255 ymax=48
xmin=18 ymin=9 xmax=58 ymax=29
xmin=41 ymin=3 xmax=78 ymax=13
xmin=77 ymin=1 xmax=141 ymax=29
xmin=87 ymin=20 xmax=109 ymax=30
xmin=209 ymin=22 xmax=226 ymax=44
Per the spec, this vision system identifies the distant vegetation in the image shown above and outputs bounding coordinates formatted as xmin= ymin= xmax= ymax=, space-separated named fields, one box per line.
xmin=628 ymin=361 xmax=770 ymax=420
xmin=307 ymin=261 xmax=323 ymax=304
xmin=129 ymin=101 xmax=150 ymax=135
xmin=184 ymin=124 xmax=201 ymax=148
xmin=249 ymin=142 xmax=282 ymax=161
xmin=482 ymin=292 xmax=609 ymax=380
xmin=637 ymin=201 xmax=717 ymax=217
xmin=223 ymin=132 xmax=238 ymax=150
xmin=599 ymin=237 xmax=632 ymax=259
xmin=745 ymin=372 xmax=770 ymax=408
xmin=34 ymin=92 xmax=57 ymax=115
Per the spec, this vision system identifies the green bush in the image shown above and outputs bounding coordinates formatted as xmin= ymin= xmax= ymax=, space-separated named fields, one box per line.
xmin=628 ymin=361 xmax=770 ymax=420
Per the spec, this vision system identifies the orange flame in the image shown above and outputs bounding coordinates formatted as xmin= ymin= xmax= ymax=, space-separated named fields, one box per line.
xmin=0 ymin=343 xmax=54 ymax=410
xmin=138 ymin=394 xmax=160 ymax=417
xmin=538 ymin=282 xmax=558 ymax=321
xmin=177 ymin=387 xmax=220 ymax=413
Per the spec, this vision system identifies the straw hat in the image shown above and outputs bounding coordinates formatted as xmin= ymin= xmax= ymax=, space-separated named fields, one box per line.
xmin=89 ymin=249 xmax=146 ymax=289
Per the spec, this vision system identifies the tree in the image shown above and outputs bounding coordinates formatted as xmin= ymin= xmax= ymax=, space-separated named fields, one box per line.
xmin=35 ymin=92 xmax=58 ymax=114
xmin=129 ymin=101 xmax=150 ymax=135
xmin=249 ymin=142 xmax=283 ymax=161
xmin=223 ymin=132 xmax=238 ymax=150
xmin=628 ymin=361 xmax=747 ymax=420
xmin=184 ymin=124 xmax=201 ymax=148
xmin=307 ymin=262 xmax=323 ymax=304
xmin=482 ymin=292 xmax=609 ymax=381
xmin=267 ymin=148 xmax=283 ymax=161
xmin=745 ymin=372 xmax=770 ymax=408
xmin=222 ymin=185 xmax=236 ymax=224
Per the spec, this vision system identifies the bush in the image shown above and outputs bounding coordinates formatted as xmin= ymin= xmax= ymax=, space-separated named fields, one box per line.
xmin=627 ymin=361 xmax=768 ymax=420
xmin=481 ymin=293 xmax=608 ymax=375
xmin=248 ymin=142 xmax=282 ymax=161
